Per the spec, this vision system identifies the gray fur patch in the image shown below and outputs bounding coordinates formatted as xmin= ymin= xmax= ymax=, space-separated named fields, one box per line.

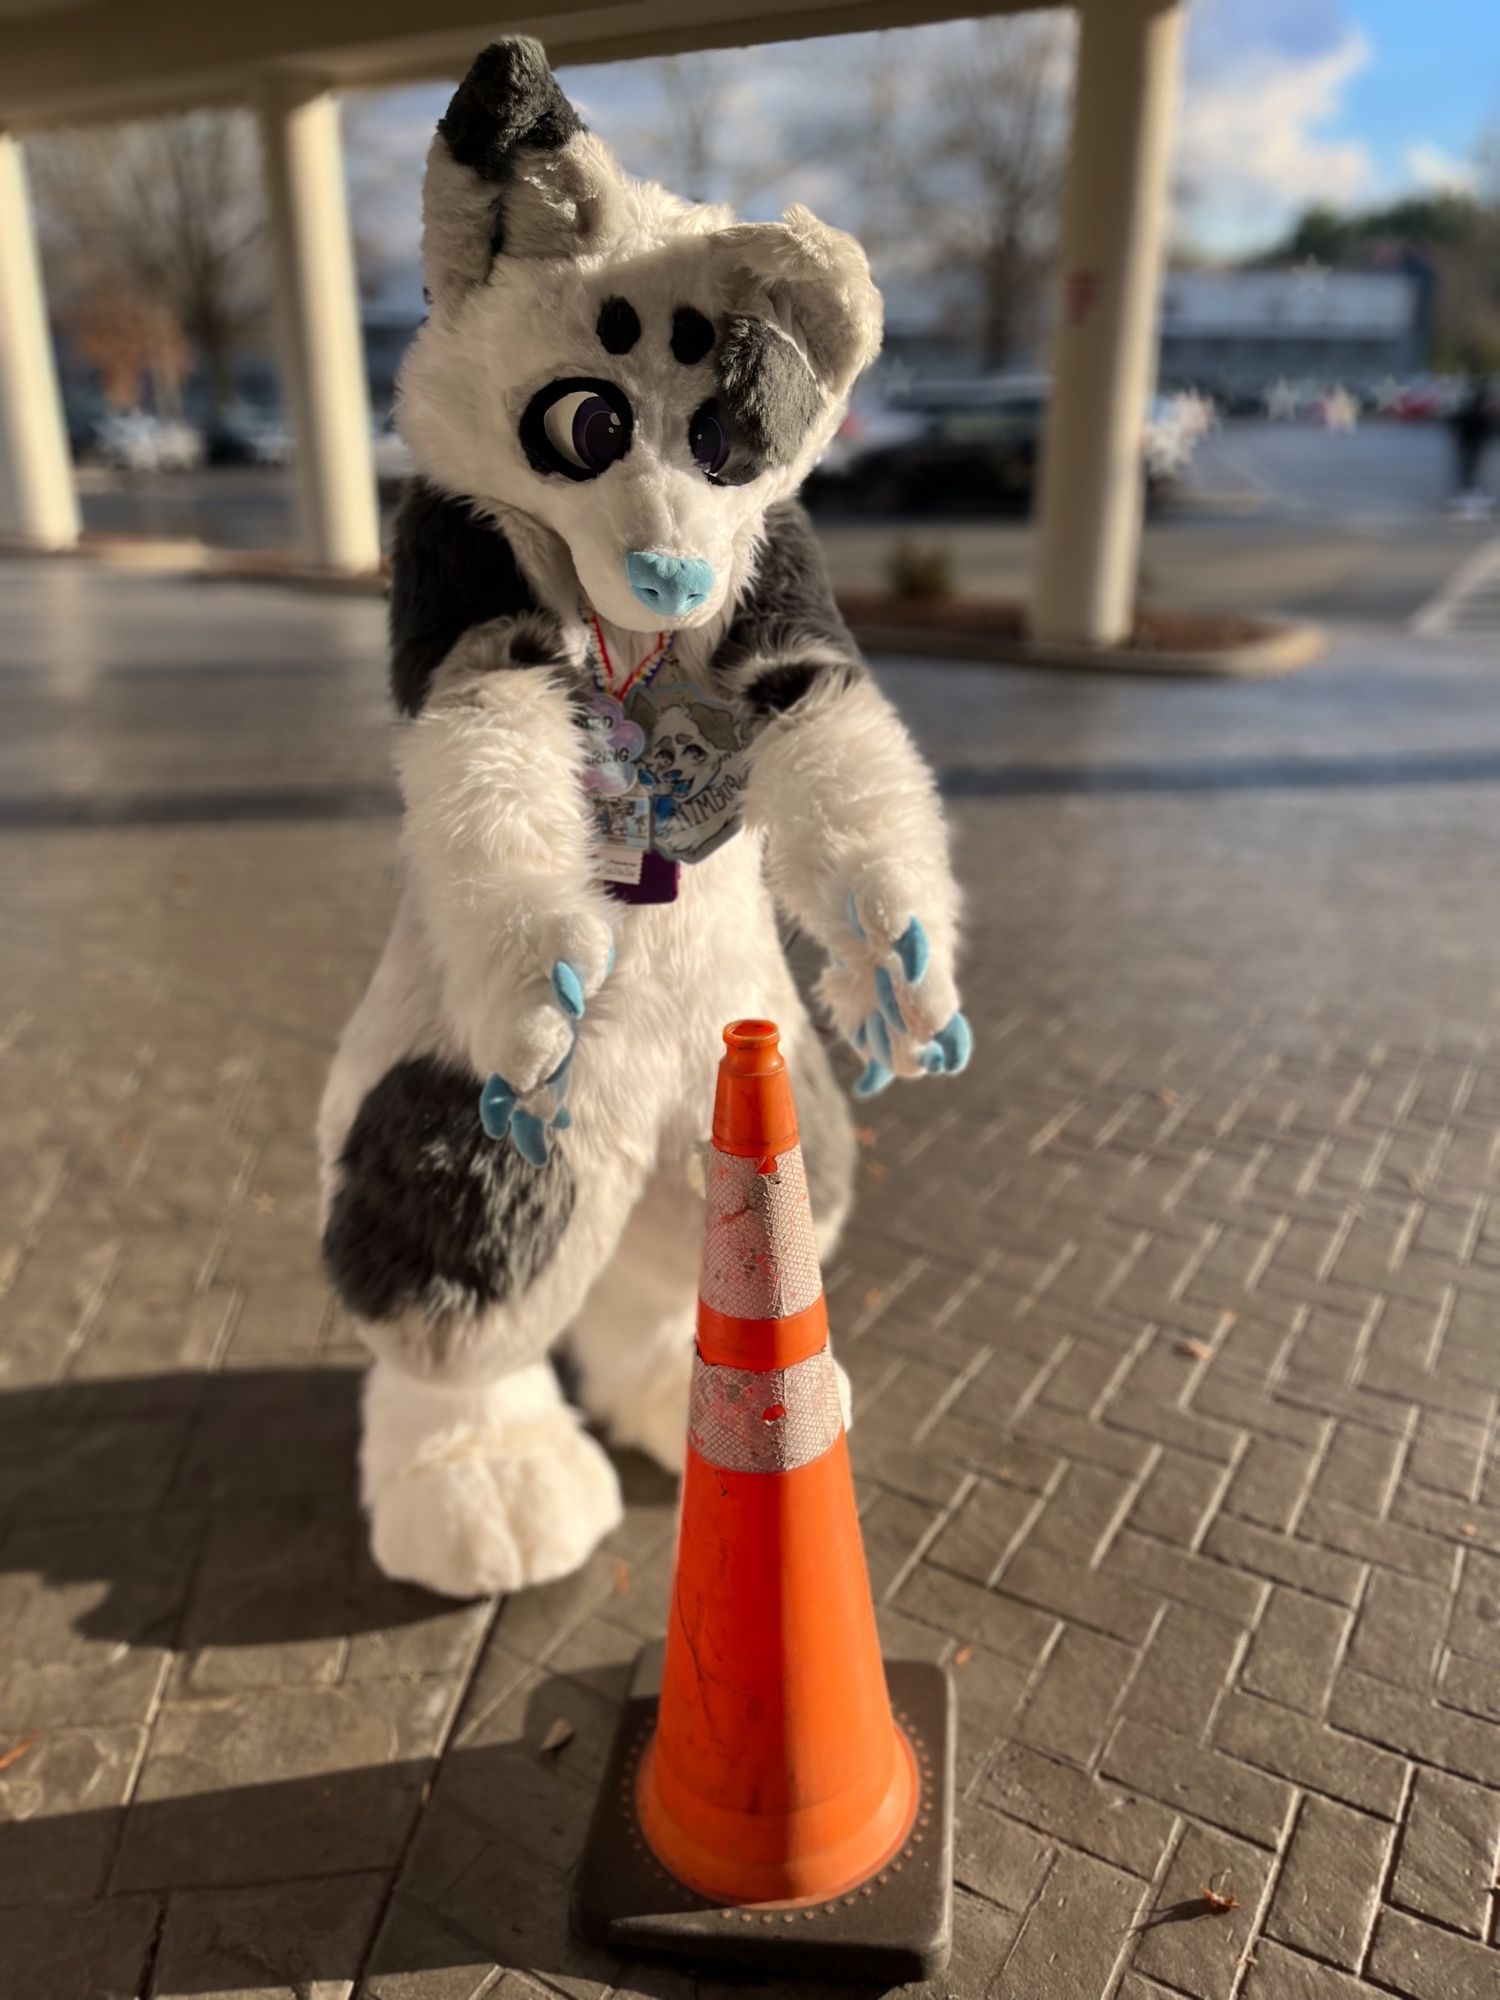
xmin=324 ymin=1055 xmax=574 ymax=1326
xmin=715 ymin=500 xmax=863 ymax=716
xmin=389 ymin=481 xmax=545 ymax=716
xmin=715 ymin=315 xmax=823 ymax=471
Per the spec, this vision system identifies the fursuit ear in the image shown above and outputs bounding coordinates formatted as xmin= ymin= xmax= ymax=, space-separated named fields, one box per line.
xmin=422 ymin=38 xmax=626 ymax=313
xmin=709 ymin=206 xmax=884 ymax=402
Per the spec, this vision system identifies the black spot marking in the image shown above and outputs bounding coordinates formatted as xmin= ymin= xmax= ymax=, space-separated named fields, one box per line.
xmin=715 ymin=500 xmax=862 ymax=704
xmin=715 ymin=316 xmax=822 ymax=473
xmin=324 ymin=1055 xmax=575 ymax=1326
xmin=671 ymin=307 xmax=715 ymax=366
xmin=388 ymin=481 xmax=540 ymax=716
xmin=596 ymin=297 xmax=641 ymax=355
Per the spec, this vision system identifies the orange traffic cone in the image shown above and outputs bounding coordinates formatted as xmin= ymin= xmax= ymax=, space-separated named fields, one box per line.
xmin=573 ymin=1020 xmax=955 ymax=1980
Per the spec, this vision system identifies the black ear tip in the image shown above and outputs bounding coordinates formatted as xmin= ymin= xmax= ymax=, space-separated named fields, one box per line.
xmin=439 ymin=36 xmax=582 ymax=179
xmin=462 ymin=37 xmax=553 ymax=111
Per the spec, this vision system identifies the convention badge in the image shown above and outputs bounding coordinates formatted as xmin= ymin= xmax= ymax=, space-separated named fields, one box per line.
xmin=592 ymin=790 xmax=651 ymax=886
xmin=626 ymin=680 xmax=750 ymax=865
xmin=579 ymin=690 xmax=646 ymax=797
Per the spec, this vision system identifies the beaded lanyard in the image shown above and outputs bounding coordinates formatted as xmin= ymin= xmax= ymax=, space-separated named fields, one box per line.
xmin=582 ymin=608 xmax=675 ymax=702
xmin=581 ymin=608 xmax=681 ymax=905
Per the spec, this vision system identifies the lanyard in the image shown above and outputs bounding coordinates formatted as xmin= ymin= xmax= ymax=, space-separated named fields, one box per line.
xmin=583 ymin=607 xmax=675 ymax=702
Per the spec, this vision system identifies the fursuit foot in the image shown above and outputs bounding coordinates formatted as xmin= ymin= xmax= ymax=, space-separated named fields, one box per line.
xmin=361 ymin=1358 xmax=623 ymax=1599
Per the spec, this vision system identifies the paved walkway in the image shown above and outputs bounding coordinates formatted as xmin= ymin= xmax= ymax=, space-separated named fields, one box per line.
xmin=2 ymin=556 xmax=1499 ymax=2000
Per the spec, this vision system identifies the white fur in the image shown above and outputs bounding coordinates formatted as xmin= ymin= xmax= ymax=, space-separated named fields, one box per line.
xmin=320 ymin=53 xmax=958 ymax=1599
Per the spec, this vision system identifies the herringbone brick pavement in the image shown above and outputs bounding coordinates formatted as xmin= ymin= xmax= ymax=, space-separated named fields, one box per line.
xmin=1 ymin=559 xmax=1499 ymax=1998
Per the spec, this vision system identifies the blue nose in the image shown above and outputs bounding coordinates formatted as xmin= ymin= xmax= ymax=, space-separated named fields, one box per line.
xmin=624 ymin=550 xmax=715 ymax=619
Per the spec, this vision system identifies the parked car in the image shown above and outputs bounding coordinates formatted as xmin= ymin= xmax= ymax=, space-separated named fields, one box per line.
xmin=94 ymin=411 xmax=204 ymax=473
xmin=806 ymin=374 xmax=1198 ymax=513
xmin=205 ymin=404 xmax=293 ymax=467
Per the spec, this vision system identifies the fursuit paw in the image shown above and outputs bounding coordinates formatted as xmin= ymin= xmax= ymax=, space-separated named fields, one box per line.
xmin=821 ymin=873 xmax=971 ymax=1098
xmin=478 ymin=923 xmax=616 ymax=1165
xmin=364 ymin=1386 xmax=623 ymax=1600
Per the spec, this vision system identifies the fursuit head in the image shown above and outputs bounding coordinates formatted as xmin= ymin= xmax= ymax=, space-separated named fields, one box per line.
xmin=317 ymin=37 xmax=972 ymax=1600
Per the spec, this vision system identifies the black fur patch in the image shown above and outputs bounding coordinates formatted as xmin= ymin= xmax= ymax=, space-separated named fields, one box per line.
xmin=597 ymin=297 xmax=641 ymax=354
xmin=388 ymin=481 xmax=541 ymax=717
xmin=715 ymin=317 xmax=821 ymax=473
xmin=715 ymin=500 xmax=862 ymax=716
xmin=671 ymin=307 xmax=715 ymax=366
xmin=438 ymin=40 xmax=583 ymax=258
xmin=324 ymin=1055 xmax=575 ymax=1326
xmin=744 ymin=662 xmax=823 ymax=718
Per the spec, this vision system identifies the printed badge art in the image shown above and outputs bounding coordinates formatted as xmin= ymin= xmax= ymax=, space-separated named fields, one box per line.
xmin=629 ymin=681 xmax=748 ymax=864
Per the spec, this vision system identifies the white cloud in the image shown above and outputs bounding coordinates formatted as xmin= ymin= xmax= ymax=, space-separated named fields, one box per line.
xmin=1175 ymin=30 xmax=1375 ymax=256
xmin=1402 ymin=140 xmax=1477 ymax=195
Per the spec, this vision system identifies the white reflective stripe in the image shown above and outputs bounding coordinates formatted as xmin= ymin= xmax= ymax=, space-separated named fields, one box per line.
xmin=698 ymin=1143 xmax=822 ymax=1323
xmin=688 ymin=1348 xmax=844 ymax=1474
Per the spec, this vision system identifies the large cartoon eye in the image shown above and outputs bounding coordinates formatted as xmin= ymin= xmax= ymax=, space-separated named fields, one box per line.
xmin=688 ymin=398 xmax=761 ymax=486
xmin=521 ymin=379 xmax=633 ymax=481
xmin=689 ymin=400 xmax=731 ymax=478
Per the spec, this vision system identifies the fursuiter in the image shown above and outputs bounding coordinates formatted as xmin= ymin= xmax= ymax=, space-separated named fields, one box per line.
xmin=317 ymin=38 xmax=972 ymax=1601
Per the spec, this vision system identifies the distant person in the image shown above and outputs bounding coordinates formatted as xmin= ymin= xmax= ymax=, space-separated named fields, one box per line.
xmin=1449 ymin=374 xmax=1494 ymax=519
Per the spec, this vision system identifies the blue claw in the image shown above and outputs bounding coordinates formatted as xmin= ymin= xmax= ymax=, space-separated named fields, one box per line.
xmin=895 ymin=917 xmax=930 ymax=985
xmin=854 ymin=1058 xmax=894 ymax=1099
xmin=852 ymin=1019 xmax=868 ymax=1052
xmin=866 ymin=1007 xmax=894 ymax=1070
xmin=874 ymin=963 xmax=908 ymax=1034
xmin=551 ymin=960 xmax=586 ymax=1020
xmin=847 ymin=891 xmax=867 ymax=941
xmin=605 ymin=939 xmax=618 ymax=976
xmin=932 ymin=1012 xmax=973 ymax=1075
xmin=510 ymin=1110 xmax=550 ymax=1168
xmin=918 ymin=1043 xmax=945 ymax=1075
xmin=478 ymin=1075 xmax=516 ymax=1140
xmin=552 ymin=1106 xmax=573 ymax=1130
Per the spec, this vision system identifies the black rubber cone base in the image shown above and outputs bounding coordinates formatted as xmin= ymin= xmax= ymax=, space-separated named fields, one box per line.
xmin=571 ymin=1643 xmax=955 ymax=1983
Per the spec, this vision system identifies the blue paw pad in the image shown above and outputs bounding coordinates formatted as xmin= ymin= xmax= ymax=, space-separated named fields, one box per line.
xmin=551 ymin=960 xmax=586 ymax=1019
xmin=895 ymin=917 xmax=930 ymax=985
xmin=874 ymin=963 xmax=908 ymax=1035
xmin=866 ymin=1007 xmax=894 ymax=1070
xmin=478 ymin=1075 xmax=515 ymax=1140
xmin=932 ymin=1012 xmax=973 ymax=1075
xmin=854 ymin=1058 xmax=894 ymax=1099
xmin=510 ymin=1110 xmax=550 ymax=1168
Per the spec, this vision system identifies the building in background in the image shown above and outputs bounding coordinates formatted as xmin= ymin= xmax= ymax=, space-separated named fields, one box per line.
xmin=1158 ymin=267 xmax=1426 ymax=398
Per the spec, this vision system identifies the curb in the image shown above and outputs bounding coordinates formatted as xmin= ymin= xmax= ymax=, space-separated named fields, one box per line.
xmin=1 ymin=534 xmax=1323 ymax=679
xmin=846 ymin=616 xmax=1326 ymax=680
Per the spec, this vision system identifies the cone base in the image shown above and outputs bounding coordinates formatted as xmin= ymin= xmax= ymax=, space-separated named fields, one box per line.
xmin=571 ymin=1644 xmax=955 ymax=1983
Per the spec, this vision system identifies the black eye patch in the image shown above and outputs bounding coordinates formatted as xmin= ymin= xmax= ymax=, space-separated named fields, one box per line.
xmin=596 ymin=297 xmax=641 ymax=355
xmin=713 ymin=316 xmax=822 ymax=475
xmin=671 ymin=307 xmax=715 ymax=366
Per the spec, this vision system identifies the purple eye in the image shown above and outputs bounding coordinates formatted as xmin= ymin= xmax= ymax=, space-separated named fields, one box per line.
xmin=522 ymin=379 xmax=633 ymax=481
xmin=689 ymin=401 xmax=731 ymax=478
xmin=546 ymin=391 xmax=627 ymax=472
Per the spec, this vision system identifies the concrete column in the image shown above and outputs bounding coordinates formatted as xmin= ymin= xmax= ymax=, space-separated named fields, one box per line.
xmin=257 ymin=75 xmax=379 ymax=573
xmin=1031 ymin=0 xmax=1184 ymax=649
xmin=0 ymin=130 xmax=80 ymax=549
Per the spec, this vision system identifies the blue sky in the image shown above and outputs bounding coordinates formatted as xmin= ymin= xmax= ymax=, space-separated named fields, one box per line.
xmin=1177 ymin=0 xmax=1500 ymax=249
xmin=352 ymin=0 xmax=1500 ymax=284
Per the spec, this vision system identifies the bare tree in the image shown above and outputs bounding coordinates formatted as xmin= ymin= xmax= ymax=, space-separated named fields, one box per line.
xmin=30 ymin=111 xmax=267 ymax=415
xmin=827 ymin=19 xmax=1073 ymax=369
